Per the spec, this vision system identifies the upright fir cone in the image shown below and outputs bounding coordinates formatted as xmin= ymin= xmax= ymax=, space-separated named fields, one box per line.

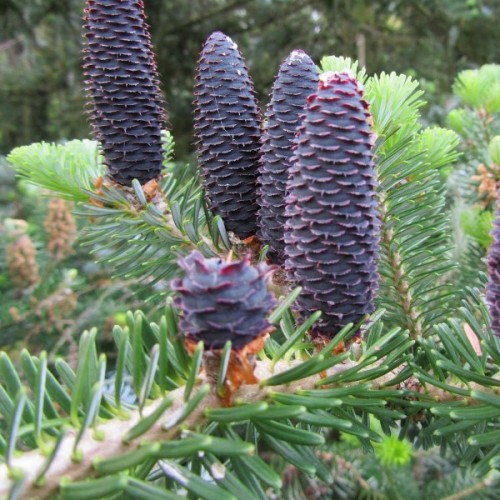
xmin=258 ymin=50 xmax=319 ymax=263
xmin=194 ymin=32 xmax=262 ymax=239
xmin=83 ymin=0 xmax=166 ymax=186
xmin=171 ymin=250 xmax=276 ymax=350
xmin=285 ymin=72 xmax=380 ymax=339
xmin=44 ymin=198 xmax=77 ymax=261
xmin=486 ymin=197 xmax=500 ymax=336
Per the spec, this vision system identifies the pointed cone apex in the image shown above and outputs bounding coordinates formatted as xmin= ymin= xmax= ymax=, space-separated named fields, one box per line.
xmin=284 ymin=71 xmax=380 ymax=337
xmin=194 ymin=32 xmax=262 ymax=239
xmin=83 ymin=0 xmax=167 ymax=186
xmin=486 ymin=198 xmax=500 ymax=336
xmin=171 ymin=251 xmax=277 ymax=349
xmin=257 ymin=50 xmax=319 ymax=263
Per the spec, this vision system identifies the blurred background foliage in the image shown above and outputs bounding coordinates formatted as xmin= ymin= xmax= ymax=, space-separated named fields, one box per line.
xmin=0 ymin=169 xmax=149 ymax=363
xmin=0 ymin=0 xmax=499 ymax=157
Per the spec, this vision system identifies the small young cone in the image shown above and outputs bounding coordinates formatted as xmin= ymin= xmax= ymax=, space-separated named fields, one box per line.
xmin=285 ymin=72 xmax=380 ymax=338
xmin=171 ymin=250 xmax=276 ymax=349
xmin=193 ymin=32 xmax=262 ymax=239
xmin=258 ymin=50 xmax=319 ymax=263
xmin=486 ymin=197 xmax=500 ymax=336
xmin=83 ymin=0 xmax=166 ymax=186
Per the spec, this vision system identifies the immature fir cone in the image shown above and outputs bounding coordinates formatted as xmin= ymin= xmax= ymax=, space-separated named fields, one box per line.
xmin=285 ymin=72 xmax=380 ymax=337
xmin=44 ymin=198 xmax=77 ymax=260
xmin=258 ymin=50 xmax=319 ymax=263
xmin=83 ymin=0 xmax=166 ymax=186
xmin=194 ymin=32 xmax=262 ymax=239
xmin=486 ymin=198 xmax=500 ymax=336
xmin=171 ymin=251 xmax=276 ymax=349
xmin=6 ymin=233 xmax=40 ymax=289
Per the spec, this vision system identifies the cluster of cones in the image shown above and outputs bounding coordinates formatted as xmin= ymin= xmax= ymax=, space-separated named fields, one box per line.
xmin=82 ymin=1 xmax=499 ymax=400
xmin=83 ymin=2 xmax=380 ymax=342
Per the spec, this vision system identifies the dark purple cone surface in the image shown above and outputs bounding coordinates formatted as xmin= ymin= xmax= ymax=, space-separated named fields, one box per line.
xmin=194 ymin=32 xmax=262 ymax=239
xmin=257 ymin=50 xmax=319 ymax=263
xmin=285 ymin=72 xmax=380 ymax=337
xmin=486 ymin=199 xmax=500 ymax=336
xmin=83 ymin=0 xmax=166 ymax=186
xmin=171 ymin=251 xmax=276 ymax=349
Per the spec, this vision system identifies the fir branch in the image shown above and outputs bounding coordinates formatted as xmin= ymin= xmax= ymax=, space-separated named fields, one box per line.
xmin=367 ymin=76 xmax=459 ymax=337
xmin=1 ymin=356 xmax=498 ymax=499
xmin=7 ymin=139 xmax=104 ymax=202
xmin=379 ymin=198 xmax=423 ymax=339
xmin=76 ymin=172 xmax=231 ymax=289
xmin=6 ymin=137 xmax=232 ymax=291
xmin=440 ymin=472 xmax=499 ymax=500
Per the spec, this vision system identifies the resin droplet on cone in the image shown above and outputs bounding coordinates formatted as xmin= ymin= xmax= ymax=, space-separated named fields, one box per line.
xmin=258 ymin=50 xmax=319 ymax=263
xmin=285 ymin=72 xmax=380 ymax=338
xmin=83 ymin=0 xmax=166 ymax=186
xmin=194 ymin=32 xmax=262 ymax=239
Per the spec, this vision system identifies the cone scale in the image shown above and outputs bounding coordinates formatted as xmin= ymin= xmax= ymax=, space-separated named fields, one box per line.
xmin=285 ymin=72 xmax=380 ymax=338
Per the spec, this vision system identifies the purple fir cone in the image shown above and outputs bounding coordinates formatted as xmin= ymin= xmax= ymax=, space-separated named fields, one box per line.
xmin=83 ymin=0 xmax=166 ymax=186
xmin=258 ymin=50 xmax=319 ymax=263
xmin=194 ymin=32 xmax=262 ymax=239
xmin=285 ymin=72 xmax=380 ymax=338
xmin=486 ymin=198 xmax=500 ymax=336
xmin=171 ymin=251 xmax=276 ymax=349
